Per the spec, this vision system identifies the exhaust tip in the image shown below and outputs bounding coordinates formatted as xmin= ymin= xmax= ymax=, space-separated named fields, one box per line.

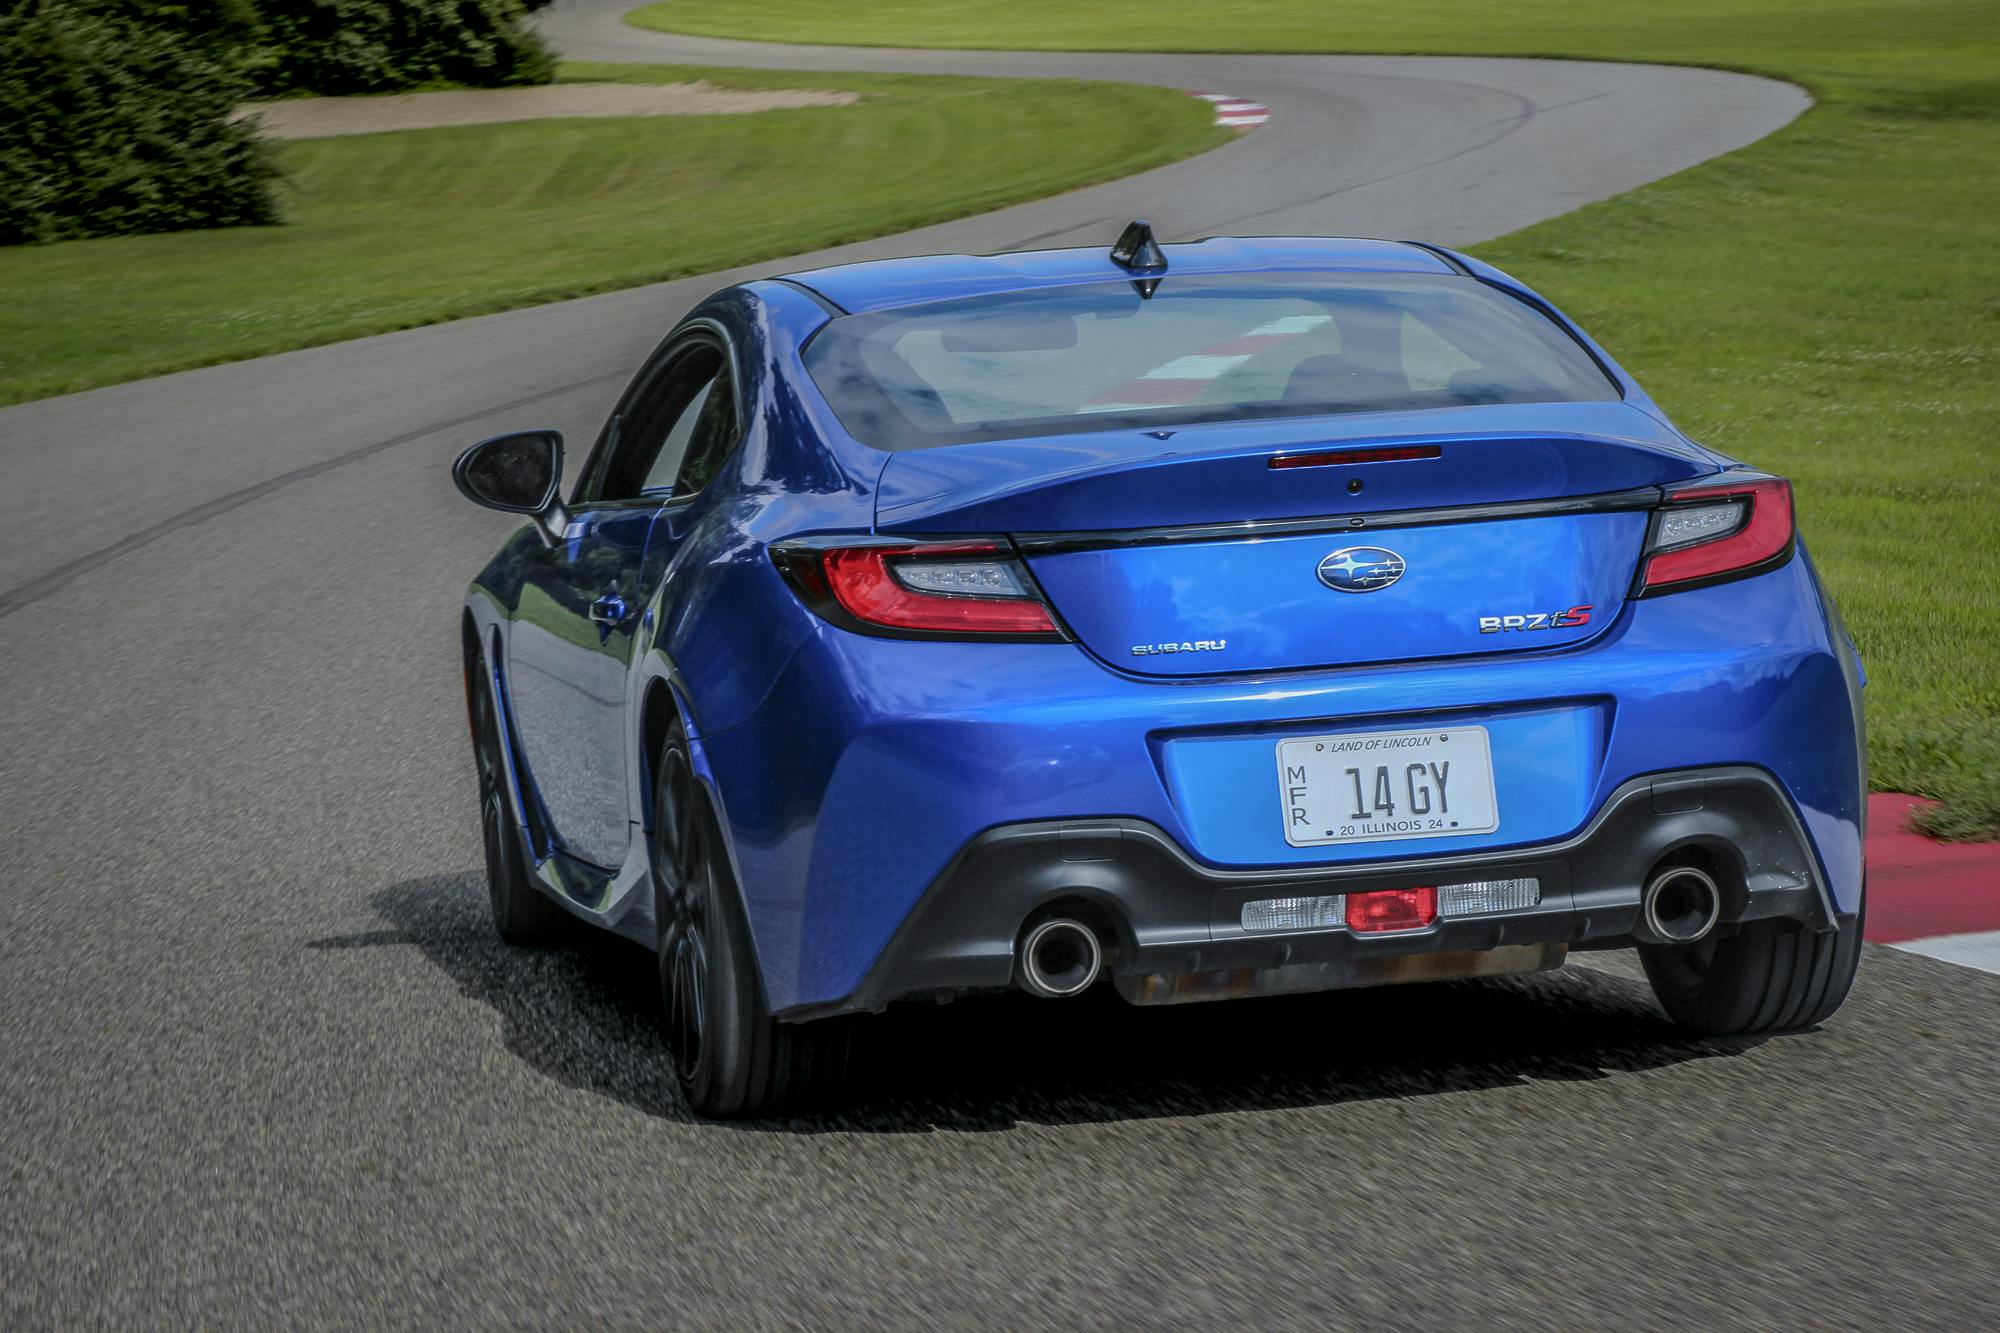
xmin=1018 ymin=918 xmax=1103 ymax=998
xmin=1643 ymin=866 xmax=1722 ymax=944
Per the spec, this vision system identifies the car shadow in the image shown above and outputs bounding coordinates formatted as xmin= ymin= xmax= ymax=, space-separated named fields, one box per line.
xmin=314 ymin=873 xmax=1770 ymax=1133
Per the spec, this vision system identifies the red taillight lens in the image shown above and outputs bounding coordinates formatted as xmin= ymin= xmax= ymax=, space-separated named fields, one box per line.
xmin=775 ymin=540 xmax=1064 ymax=640
xmin=1638 ymin=476 xmax=1795 ymax=594
xmin=1345 ymin=886 xmax=1438 ymax=933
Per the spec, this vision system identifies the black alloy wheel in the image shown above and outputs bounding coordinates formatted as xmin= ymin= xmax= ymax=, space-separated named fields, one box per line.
xmin=650 ymin=718 xmax=853 ymax=1117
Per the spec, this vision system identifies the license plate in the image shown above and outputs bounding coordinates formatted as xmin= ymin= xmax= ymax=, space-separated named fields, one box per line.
xmin=1276 ymin=726 xmax=1498 ymax=848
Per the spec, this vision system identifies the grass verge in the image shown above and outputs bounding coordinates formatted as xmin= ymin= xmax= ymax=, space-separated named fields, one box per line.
xmin=625 ymin=0 xmax=2000 ymax=837
xmin=0 ymin=61 xmax=1223 ymax=406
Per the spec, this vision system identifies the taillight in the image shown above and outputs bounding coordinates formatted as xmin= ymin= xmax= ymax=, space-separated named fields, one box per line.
xmin=1637 ymin=475 xmax=1795 ymax=595
xmin=773 ymin=539 xmax=1066 ymax=640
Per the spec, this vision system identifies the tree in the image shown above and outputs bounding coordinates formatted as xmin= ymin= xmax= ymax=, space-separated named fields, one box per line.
xmin=0 ymin=2 xmax=280 ymax=245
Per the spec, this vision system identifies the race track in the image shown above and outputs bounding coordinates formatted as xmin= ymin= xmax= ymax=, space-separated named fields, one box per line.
xmin=3 ymin=8 xmax=1996 ymax=1326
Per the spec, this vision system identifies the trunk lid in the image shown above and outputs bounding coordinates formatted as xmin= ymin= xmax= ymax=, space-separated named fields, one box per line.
xmin=873 ymin=404 xmax=1715 ymax=675
xmin=1023 ymin=506 xmax=1649 ymax=674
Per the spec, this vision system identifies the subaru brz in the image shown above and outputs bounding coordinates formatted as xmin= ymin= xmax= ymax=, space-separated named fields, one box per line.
xmin=453 ymin=224 xmax=1865 ymax=1117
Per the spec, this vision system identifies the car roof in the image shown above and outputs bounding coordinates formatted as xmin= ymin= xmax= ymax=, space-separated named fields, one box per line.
xmin=779 ymin=236 xmax=1460 ymax=315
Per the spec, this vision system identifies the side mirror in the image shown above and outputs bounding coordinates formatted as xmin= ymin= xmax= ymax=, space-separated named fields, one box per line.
xmin=452 ymin=430 xmax=568 ymax=540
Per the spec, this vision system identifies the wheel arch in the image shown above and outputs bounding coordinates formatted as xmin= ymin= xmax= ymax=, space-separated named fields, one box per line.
xmin=634 ymin=663 xmax=780 ymax=993
xmin=460 ymin=609 xmax=482 ymax=741
xmin=635 ymin=666 xmax=734 ymax=871
xmin=639 ymin=674 xmax=681 ymax=833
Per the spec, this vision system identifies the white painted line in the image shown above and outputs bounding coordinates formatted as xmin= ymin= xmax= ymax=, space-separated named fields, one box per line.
xmin=1142 ymin=353 xmax=1253 ymax=380
xmin=1891 ymin=930 xmax=2000 ymax=976
xmin=1218 ymin=115 xmax=1270 ymax=127
xmin=1246 ymin=314 xmax=1334 ymax=336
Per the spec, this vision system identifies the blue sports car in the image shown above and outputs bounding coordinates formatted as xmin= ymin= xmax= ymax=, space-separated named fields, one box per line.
xmin=454 ymin=224 xmax=1865 ymax=1116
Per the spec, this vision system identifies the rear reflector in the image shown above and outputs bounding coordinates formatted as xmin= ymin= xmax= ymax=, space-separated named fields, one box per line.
xmin=1269 ymin=444 xmax=1443 ymax=470
xmin=1346 ymin=887 xmax=1438 ymax=933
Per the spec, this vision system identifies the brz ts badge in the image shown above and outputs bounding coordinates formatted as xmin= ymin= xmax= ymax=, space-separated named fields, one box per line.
xmin=1132 ymin=639 xmax=1228 ymax=657
xmin=1317 ymin=546 xmax=1405 ymax=593
xmin=1478 ymin=605 xmax=1594 ymax=633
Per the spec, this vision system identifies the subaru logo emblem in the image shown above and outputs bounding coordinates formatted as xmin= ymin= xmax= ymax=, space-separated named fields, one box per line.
xmin=1317 ymin=546 xmax=1405 ymax=593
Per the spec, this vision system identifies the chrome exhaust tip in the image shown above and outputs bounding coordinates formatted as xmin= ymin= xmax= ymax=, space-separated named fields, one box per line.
xmin=1017 ymin=918 xmax=1103 ymax=998
xmin=1642 ymin=865 xmax=1723 ymax=944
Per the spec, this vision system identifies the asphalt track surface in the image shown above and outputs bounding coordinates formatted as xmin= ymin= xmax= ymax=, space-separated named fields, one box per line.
xmin=2 ymin=8 xmax=1995 ymax=1326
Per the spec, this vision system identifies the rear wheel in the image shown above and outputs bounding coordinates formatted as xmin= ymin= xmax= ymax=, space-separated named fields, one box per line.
xmin=651 ymin=720 xmax=850 ymax=1117
xmin=470 ymin=666 xmax=564 ymax=946
xmin=1639 ymin=892 xmax=1864 ymax=1035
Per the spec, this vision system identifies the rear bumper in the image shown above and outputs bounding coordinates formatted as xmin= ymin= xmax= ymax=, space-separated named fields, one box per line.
xmin=704 ymin=553 xmax=1863 ymax=1015
xmin=777 ymin=765 xmax=1837 ymax=1019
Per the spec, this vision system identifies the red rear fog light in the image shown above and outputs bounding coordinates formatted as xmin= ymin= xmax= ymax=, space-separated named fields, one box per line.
xmin=1345 ymin=886 xmax=1438 ymax=933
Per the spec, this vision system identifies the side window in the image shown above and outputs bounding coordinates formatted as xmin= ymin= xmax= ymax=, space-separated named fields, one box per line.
xmin=648 ymin=359 xmax=737 ymax=496
xmin=639 ymin=375 xmax=719 ymax=494
xmin=592 ymin=340 xmax=741 ymax=501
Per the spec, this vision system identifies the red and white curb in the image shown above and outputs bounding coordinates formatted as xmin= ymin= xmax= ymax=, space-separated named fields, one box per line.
xmin=1867 ymin=792 xmax=2000 ymax=976
xmin=1191 ymin=91 xmax=1269 ymax=129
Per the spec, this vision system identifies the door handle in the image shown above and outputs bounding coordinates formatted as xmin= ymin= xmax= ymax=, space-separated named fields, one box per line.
xmin=588 ymin=592 xmax=627 ymax=625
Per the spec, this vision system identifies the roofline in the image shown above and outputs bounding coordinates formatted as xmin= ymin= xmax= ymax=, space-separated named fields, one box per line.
xmin=778 ymin=235 xmax=1467 ymax=315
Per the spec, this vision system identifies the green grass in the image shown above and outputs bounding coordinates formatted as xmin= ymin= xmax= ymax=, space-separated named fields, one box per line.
xmin=626 ymin=0 xmax=2000 ymax=838
xmin=0 ymin=62 xmax=1223 ymax=405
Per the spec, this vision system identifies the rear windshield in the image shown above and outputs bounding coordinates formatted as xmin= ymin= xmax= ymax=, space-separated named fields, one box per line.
xmin=801 ymin=272 xmax=1620 ymax=450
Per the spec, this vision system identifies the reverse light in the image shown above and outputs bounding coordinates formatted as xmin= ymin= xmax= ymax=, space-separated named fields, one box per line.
xmin=1437 ymin=877 xmax=1540 ymax=915
xmin=1241 ymin=895 xmax=1348 ymax=932
xmin=774 ymin=540 xmax=1065 ymax=640
xmin=1638 ymin=475 xmax=1794 ymax=594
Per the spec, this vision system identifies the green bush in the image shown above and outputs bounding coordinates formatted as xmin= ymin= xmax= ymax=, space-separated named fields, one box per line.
xmin=252 ymin=0 xmax=555 ymax=95
xmin=72 ymin=0 xmax=266 ymax=52
xmin=0 ymin=4 xmax=279 ymax=245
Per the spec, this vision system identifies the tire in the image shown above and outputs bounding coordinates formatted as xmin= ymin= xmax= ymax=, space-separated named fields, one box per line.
xmin=1639 ymin=890 xmax=1864 ymax=1036
xmin=651 ymin=719 xmax=851 ymax=1117
xmin=470 ymin=665 xmax=565 ymax=946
